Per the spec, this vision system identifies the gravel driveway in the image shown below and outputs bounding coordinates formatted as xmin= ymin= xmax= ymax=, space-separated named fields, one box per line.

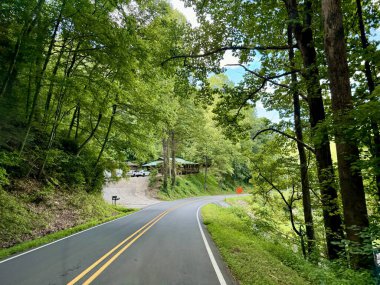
xmin=102 ymin=177 xmax=160 ymax=208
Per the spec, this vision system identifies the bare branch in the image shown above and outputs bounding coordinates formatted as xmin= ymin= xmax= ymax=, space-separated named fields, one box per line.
xmin=232 ymin=79 xmax=267 ymax=122
xmin=227 ymin=63 xmax=292 ymax=89
xmin=255 ymin=166 xmax=302 ymax=236
xmin=162 ymin=45 xmax=295 ymax=65
xmin=252 ymin=128 xmax=315 ymax=154
xmin=227 ymin=64 xmax=310 ymax=103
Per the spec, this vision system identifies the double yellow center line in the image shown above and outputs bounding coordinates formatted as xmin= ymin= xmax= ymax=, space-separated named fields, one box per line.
xmin=67 ymin=201 xmax=195 ymax=284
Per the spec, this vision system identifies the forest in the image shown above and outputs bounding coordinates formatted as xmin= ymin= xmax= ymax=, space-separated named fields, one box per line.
xmin=0 ymin=0 xmax=379 ymax=280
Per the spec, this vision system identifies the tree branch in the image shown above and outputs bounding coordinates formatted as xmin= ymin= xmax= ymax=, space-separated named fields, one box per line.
xmin=256 ymin=166 xmax=301 ymax=236
xmin=232 ymin=80 xmax=267 ymax=122
xmin=252 ymin=128 xmax=315 ymax=154
xmin=227 ymin=64 xmax=309 ymax=103
xmin=162 ymin=45 xmax=295 ymax=65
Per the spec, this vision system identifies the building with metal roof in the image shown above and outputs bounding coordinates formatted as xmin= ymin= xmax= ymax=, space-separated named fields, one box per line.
xmin=142 ymin=157 xmax=199 ymax=175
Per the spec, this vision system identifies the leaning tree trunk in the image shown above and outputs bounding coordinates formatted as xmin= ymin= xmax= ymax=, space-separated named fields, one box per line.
xmin=321 ymin=0 xmax=372 ymax=270
xmin=20 ymin=2 xmax=65 ymax=154
xmin=356 ymin=0 xmax=380 ymax=200
xmin=76 ymin=112 xmax=102 ymax=155
xmin=286 ymin=0 xmax=344 ymax=260
xmin=43 ymin=37 xmax=67 ymax=124
xmin=67 ymin=105 xmax=79 ymax=138
xmin=96 ymin=104 xmax=117 ymax=166
xmin=288 ymin=25 xmax=315 ymax=257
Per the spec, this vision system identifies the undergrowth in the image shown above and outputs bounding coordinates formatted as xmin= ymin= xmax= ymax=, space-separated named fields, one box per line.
xmin=202 ymin=204 xmax=375 ymax=285
xmin=158 ymin=173 xmax=251 ymax=200
xmin=0 ymin=184 xmax=134 ymax=251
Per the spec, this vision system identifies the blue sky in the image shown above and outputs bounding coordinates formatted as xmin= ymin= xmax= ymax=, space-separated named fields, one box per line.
xmin=169 ymin=0 xmax=380 ymax=124
xmin=224 ymin=67 xmax=280 ymax=122
xmin=169 ymin=0 xmax=281 ymax=123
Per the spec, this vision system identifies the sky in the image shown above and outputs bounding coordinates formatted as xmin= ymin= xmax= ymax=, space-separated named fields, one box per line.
xmin=168 ymin=0 xmax=380 ymax=123
xmin=168 ymin=0 xmax=281 ymax=123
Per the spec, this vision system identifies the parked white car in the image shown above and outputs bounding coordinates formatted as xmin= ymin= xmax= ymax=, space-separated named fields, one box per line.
xmin=104 ymin=170 xmax=112 ymax=179
xmin=133 ymin=170 xmax=150 ymax=177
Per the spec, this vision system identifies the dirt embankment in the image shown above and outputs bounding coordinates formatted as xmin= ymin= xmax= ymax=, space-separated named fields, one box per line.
xmin=102 ymin=177 xmax=160 ymax=208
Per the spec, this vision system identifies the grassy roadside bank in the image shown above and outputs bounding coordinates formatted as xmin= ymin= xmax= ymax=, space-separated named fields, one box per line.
xmin=201 ymin=203 xmax=374 ymax=285
xmin=0 ymin=185 xmax=137 ymax=260
xmin=0 ymin=207 xmax=136 ymax=260
xmin=155 ymin=173 xmax=251 ymax=200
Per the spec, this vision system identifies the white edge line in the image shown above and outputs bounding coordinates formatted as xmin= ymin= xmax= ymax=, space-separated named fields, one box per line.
xmin=196 ymin=205 xmax=227 ymax=285
xmin=0 ymin=210 xmax=141 ymax=264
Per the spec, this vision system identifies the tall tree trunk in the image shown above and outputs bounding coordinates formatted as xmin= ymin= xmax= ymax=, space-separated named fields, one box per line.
xmin=285 ymin=0 xmax=344 ymax=260
xmin=321 ymin=0 xmax=372 ymax=270
xmin=96 ymin=104 xmax=117 ymax=166
xmin=38 ymin=86 xmax=66 ymax=176
xmin=170 ymin=130 xmax=176 ymax=187
xmin=67 ymin=105 xmax=79 ymax=138
xmin=75 ymin=105 xmax=80 ymax=140
xmin=20 ymin=2 xmax=64 ymax=154
xmin=204 ymin=155 xmax=208 ymax=191
xmin=0 ymin=0 xmax=46 ymax=97
xmin=26 ymin=63 xmax=34 ymax=119
xmin=162 ymin=137 xmax=168 ymax=191
xmin=288 ymin=25 xmax=315 ymax=257
xmin=43 ymin=37 xmax=67 ymax=123
xmin=356 ymin=0 xmax=380 ymax=199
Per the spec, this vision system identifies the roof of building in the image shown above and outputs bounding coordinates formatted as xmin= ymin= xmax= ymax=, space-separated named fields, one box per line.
xmin=142 ymin=157 xmax=198 ymax=167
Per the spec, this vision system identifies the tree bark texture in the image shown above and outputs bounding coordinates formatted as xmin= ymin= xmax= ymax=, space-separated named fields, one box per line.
xmin=285 ymin=0 xmax=344 ymax=260
xmin=288 ymin=25 xmax=315 ymax=256
xmin=96 ymin=104 xmax=117 ymax=166
xmin=356 ymin=0 xmax=380 ymax=199
xmin=321 ymin=0 xmax=371 ymax=269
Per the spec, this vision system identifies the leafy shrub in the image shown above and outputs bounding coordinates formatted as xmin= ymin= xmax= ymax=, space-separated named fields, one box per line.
xmin=0 ymin=151 xmax=22 ymax=182
xmin=0 ymin=167 xmax=9 ymax=187
xmin=43 ymin=149 xmax=105 ymax=192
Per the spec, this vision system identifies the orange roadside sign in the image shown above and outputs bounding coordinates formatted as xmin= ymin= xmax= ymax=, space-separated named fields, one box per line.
xmin=236 ymin=187 xmax=243 ymax=194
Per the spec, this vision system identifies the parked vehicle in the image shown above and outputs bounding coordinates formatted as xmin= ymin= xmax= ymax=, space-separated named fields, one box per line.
xmin=104 ymin=170 xmax=112 ymax=179
xmin=134 ymin=170 xmax=150 ymax=177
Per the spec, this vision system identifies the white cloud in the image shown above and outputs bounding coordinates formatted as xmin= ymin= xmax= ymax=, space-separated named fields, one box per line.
xmin=169 ymin=0 xmax=199 ymax=27
xmin=220 ymin=50 xmax=241 ymax=67
xmin=255 ymin=101 xmax=280 ymax=123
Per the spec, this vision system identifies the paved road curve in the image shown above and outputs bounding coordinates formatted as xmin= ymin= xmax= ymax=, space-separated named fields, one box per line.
xmin=0 ymin=196 xmax=237 ymax=285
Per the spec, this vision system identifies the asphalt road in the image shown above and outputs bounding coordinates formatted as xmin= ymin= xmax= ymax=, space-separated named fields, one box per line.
xmin=0 ymin=196 xmax=237 ymax=285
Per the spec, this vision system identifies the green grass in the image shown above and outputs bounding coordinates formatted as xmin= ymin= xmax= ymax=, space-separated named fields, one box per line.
xmin=0 ymin=186 xmax=138 ymax=260
xmin=225 ymin=195 xmax=252 ymax=205
xmin=158 ymin=173 xmax=251 ymax=200
xmin=0 ymin=207 xmax=136 ymax=260
xmin=202 ymin=204 xmax=375 ymax=285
